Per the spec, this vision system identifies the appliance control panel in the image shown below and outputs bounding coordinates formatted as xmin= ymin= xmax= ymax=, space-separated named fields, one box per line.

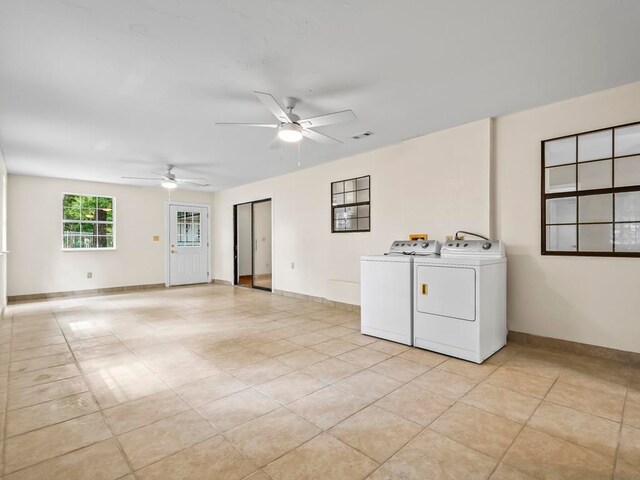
xmin=388 ymin=240 xmax=441 ymax=256
xmin=440 ymin=240 xmax=505 ymax=258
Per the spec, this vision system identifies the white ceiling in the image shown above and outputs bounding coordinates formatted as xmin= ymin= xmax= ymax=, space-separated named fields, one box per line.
xmin=1 ymin=1 xmax=640 ymax=191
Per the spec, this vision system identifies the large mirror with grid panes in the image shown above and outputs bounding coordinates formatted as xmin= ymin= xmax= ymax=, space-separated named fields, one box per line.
xmin=331 ymin=175 xmax=370 ymax=232
xmin=542 ymin=121 xmax=640 ymax=256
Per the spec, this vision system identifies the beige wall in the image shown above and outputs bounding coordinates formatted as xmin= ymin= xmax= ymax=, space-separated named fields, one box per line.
xmin=7 ymin=175 xmax=212 ymax=296
xmin=494 ymin=81 xmax=640 ymax=353
xmin=213 ymin=118 xmax=492 ymax=305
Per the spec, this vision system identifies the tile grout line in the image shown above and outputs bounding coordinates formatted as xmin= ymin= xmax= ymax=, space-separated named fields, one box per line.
xmin=611 ymin=378 xmax=630 ymax=480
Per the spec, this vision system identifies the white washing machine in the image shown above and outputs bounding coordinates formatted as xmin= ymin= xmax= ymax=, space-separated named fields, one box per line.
xmin=361 ymin=240 xmax=441 ymax=345
xmin=413 ymin=240 xmax=506 ymax=363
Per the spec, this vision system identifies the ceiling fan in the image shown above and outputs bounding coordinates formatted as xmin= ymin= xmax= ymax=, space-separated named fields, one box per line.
xmin=121 ymin=165 xmax=209 ymax=189
xmin=216 ymin=91 xmax=356 ymax=148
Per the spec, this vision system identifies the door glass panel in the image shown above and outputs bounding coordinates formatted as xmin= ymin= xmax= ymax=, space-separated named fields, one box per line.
xmin=545 ymin=137 xmax=576 ymax=167
xmin=252 ymin=201 xmax=272 ymax=290
xmin=578 ymin=130 xmax=612 ymax=162
xmin=614 ymin=223 xmax=640 ymax=252
xmin=546 ymin=225 xmax=577 ymax=251
xmin=578 ymin=194 xmax=612 ymax=223
xmin=615 ymin=124 xmax=640 ymax=157
xmin=546 ymin=197 xmax=576 ymax=224
xmin=579 ymin=224 xmax=612 ymax=252
xmin=545 ymin=165 xmax=575 ymax=193
xmin=176 ymin=210 xmax=201 ymax=247
xmin=614 ymin=155 xmax=640 ymax=187
xmin=578 ymin=160 xmax=611 ymax=190
xmin=615 ymin=191 xmax=640 ymax=222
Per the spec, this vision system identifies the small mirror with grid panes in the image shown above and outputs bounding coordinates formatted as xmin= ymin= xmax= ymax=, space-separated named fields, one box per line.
xmin=331 ymin=175 xmax=370 ymax=232
xmin=542 ymin=121 xmax=640 ymax=256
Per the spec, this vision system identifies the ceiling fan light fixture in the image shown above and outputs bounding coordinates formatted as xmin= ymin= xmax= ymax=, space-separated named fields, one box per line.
xmin=277 ymin=123 xmax=303 ymax=143
xmin=161 ymin=180 xmax=178 ymax=189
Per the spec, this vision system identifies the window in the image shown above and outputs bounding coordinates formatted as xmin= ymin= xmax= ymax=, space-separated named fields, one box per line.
xmin=62 ymin=194 xmax=115 ymax=250
xmin=331 ymin=175 xmax=370 ymax=232
xmin=542 ymin=121 xmax=640 ymax=256
xmin=176 ymin=211 xmax=201 ymax=247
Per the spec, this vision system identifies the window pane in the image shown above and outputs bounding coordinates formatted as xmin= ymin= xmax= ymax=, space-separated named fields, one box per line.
xmin=577 ymin=160 xmax=611 ymax=190
xmin=97 ymin=197 xmax=112 ymax=209
xmin=332 ymin=182 xmax=344 ymax=194
xmin=358 ymin=205 xmax=370 ymax=217
xmin=344 ymin=180 xmax=356 ymax=192
xmin=579 ymin=224 xmax=613 ymax=252
xmin=545 ymin=165 xmax=575 ymax=193
xmin=546 ymin=197 xmax=576 ymax=224
xmin=614 ymin=155 xmax=640 ymax=187
xmin=614 ymin=223 xmax=640 ymax=252
xmin=81 ymin=223 xmax=95 ymax=234
xmin=345 ymin=218 xmax=357 ymax=231
xmin=358 ymin=217 xmax=370 ymax=230
xmin=546 ymin=225 xmax=577 ymax=251
xmin=578 ymin=130 xmax=612 ymax=162
xmin=63 ymin=207 xmax=81 ymax=220
xmin=332 ymin=194 xmax=344 ymax=206
xmin=579 ymin=194 xmax=612 ymax=223
xmin=356 ymin=177 xmax=369 ymax=190
xmin=96 ymin=208 xmax=109 ymax=221
xmin=615 ymin=191 xmax=640 ymax=222
xmin=357 ymin=190 xmax=370 ymax=203
xmin=345 ymin=206 xmax=357 ymax=218
xmin=615 ymin=124 xmax=640 ymax=157
xmin=82 ymin=208 xmax=96 ymax=221
xmin=545 ymin=137 xmax=575 ymax=167
xmin=81 ymin=235 xmax=96 ymax=248
xmin=333 ymin=207 xmax=344 ymax=219
xmin=334 ymin=219 xmax=345 ymax=231
xmin=63 ymin=194 xmax=81 ymax=208
xmin=82 ymin=196 xmax=97 ymax=209
xmin=63 ymin=222 xmax=80 ymax=232
xmin=344 ymin=192 xmax=356 ymax=204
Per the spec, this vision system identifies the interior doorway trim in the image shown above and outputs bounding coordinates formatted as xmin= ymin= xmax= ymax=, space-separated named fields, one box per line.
xmin=233 ymin=198 xmax=273 ymax=292
xmin=165 ymin=201 xmax=211 ymax=287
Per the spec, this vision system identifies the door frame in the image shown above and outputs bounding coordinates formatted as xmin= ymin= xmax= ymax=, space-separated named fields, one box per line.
xmin=165 ymin=201 xmax=211 ymax=287
xmin=233 ymin=198 xmax=273 ymax=292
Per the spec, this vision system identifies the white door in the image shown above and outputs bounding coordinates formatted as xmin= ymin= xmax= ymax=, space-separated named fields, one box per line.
xmin=169 ymin=205 xmax=209 ymax=286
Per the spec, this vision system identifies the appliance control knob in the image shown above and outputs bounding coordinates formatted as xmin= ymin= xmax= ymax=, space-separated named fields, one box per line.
xmin=413 ymin=243 xmax=417 ymax=246
xmin=422 ymin=242 xmax=428 ymax=248
xmin=456 ymin=243 xmax=460 ymax=247
xmin=482 ymin=242 xmax=492 ymax=250
xmin=463 ymin=243 xmax=468 ymax=247
xmin=448 ymin=243 xmax=453 ymax=247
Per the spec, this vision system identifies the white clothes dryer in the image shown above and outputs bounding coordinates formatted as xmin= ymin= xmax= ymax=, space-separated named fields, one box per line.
xmin=413 ymin=240 xmax=506 ymax=363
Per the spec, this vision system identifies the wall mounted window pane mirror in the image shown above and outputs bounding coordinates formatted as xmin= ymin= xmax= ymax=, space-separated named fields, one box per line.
xmin=331 ymin=175 xmax=370 ymax=232
xmin=234 ymin=199 xmax=272 ymax=291
xmin=62 ymin=194 xmax=115 ymax=250
xmin=542 ymin=120 xmax=640 ymax=256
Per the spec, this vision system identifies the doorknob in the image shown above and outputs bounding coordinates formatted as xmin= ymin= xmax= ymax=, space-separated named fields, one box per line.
xmin=171 ymin=249 xmax=176 ymax=254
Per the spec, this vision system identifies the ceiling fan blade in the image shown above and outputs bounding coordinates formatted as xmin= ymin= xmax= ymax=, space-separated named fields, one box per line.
xmin=180 ymin=181 xmax=210 ymax=187
xmin=299 ymin=110 xmax=356 ymax=128
xmin=121 ymin=176 xmax=160 ymax=180
xmin=215 ymin=122 xmax=278 ymax=128
xmin=176 ymin=178 xmax=207 ymax=182
xmin=253 ymin=91 xmax=292 ymax=123
xmin=302 ymin=129 xmax=342 ymax=145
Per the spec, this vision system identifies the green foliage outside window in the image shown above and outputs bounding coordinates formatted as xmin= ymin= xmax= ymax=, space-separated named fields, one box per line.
xmin=63 ymin=194 xmax=115 ymax=249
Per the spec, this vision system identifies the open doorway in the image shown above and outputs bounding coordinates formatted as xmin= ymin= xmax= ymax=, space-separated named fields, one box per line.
xmin=234 ymin=199 xmax=272 ymax=291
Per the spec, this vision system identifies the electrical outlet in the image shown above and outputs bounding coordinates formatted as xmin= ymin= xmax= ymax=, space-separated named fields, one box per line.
xmin=87 ymin=272 xmax=93 ymax=279
xmin=291 ymin=262 xmax=295 ymax=269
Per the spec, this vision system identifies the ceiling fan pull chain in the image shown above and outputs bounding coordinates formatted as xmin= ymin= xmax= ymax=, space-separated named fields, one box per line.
xmin=297 ymin=141 xmax=301 ymax=167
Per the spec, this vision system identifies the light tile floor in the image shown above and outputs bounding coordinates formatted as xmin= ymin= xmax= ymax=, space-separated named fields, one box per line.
xmin=0 ymin=284 xmax=638 ymax=479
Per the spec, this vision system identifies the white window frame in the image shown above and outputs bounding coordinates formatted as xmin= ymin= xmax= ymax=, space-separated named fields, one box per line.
xmin=61 ymin=192 xmax=117 ymax=251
